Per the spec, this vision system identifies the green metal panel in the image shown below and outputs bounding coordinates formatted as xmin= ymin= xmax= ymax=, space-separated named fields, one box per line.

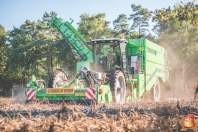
xmin=127 ymin=39 xmax=145 ymax=47
xmin=105 ymin=91 xmax=112 ymax=103
xmin=48 ymin=17 xmax=93 ymax=62
xmin=144 ymin=39 xmax=166 ymax=84
xmin=28 ymin=75 xmax=37 ymax=89
xmin=36 ymin=88 xmax=86 ymax=101
xmin=36 ymin=84 xmax=112 ymax=103
xmin=97 ymin=85 xmax=111 ymax=103
xmin=145 ymin=39 xmax=164 ymax=54
xmin=31 ymin=75 xmax=36 ymax=82
xmin=64 ymin=21 xmax=92 ymax=51
xmin=133 ymin=73 xmax=145 ymax=97
xmin=126 ymin=38 xmax=167 ymax=99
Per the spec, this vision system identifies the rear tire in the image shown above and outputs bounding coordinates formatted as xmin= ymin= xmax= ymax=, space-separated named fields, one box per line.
xmin=153 ymin=79 xmax=161 ymax=102
xmin=143 ymin=79 xmax=161 ymax=102
xmin=110 ymin=70 xmax=126 ymax=104
xmin=48 ymin=69 xmax=68 ymax=88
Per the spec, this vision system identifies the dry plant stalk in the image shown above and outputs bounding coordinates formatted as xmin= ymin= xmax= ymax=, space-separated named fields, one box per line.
xmin=1 ymin=97 xmax=198 ymax=131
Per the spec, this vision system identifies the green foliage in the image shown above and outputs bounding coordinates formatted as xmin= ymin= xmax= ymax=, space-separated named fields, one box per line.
xmin=2 ymin=1 xmax=198 ymax=95
xmin=0 ymin=25 xmax=8 ymax=73
xmin=129 ymin=4 xmax=151 ymax=36
xmin=153 ymin=1 xmax=198 ymax=25
xmin=0 ymin=25 xmax=24 ymax=95
xmin=77 ymin=13 xmax=113 ymax=40
xmin=113 ymin=14 xmax=130 ymax=38
xmin=152 ymin=1 xmax=198 ymax=83
xmin=8 ymin=12 xmax=76 ymax=79
xmin=152 ymin=2 xmax=198 ymax=61
xmin=0 ymin=11 xmax=81 ymax=96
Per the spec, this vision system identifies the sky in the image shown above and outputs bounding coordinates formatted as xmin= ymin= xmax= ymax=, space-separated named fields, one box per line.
xmin=0 ymin=0 xmax=197 ymax=31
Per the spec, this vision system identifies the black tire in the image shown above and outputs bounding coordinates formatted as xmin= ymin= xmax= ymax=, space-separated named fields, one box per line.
xmin=48 ymin=69 xmax=68 ymax=88
xmin=143 ymin=79 xmax=161 ymax=102
xmin=110 ymin=70 xmax=126 ymax=104
xmin=153 ymin=79 xmax=161 ymax=102
xmin=142 ymin=90 xmax=153 ymax=102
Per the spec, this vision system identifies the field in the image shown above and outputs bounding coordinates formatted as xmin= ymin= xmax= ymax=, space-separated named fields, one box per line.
xmin=1 ymin=97 xmax=198 ymax=132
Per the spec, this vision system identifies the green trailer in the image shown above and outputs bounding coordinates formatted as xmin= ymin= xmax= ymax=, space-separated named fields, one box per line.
xmin=126 ymin=39 xmax=169 ymax=101
xmin=25 ymin=17 xmax=169 ymax=104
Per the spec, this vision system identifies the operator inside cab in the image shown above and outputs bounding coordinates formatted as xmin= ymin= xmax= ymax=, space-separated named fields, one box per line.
xmin=96 ymin=44 xmax=119 ymax=71
xmin=91 ymin=38 xmax=126 ymax=72
xmin=106 ymin=45 xmax=116 ymax=70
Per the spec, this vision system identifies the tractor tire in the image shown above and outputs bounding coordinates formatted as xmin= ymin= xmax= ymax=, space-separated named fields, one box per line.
xmin=153 ymin=79 xmax=161 ymax=102
xmin=143 ymin=79 xmax=161 ymax=102
xmin=142 ymin=90 xmax=153 ymax=102
xmin=48 ymin=69 xmax=68 ymax=88
xmin=110 ymin=70 xmax=126 ymax=104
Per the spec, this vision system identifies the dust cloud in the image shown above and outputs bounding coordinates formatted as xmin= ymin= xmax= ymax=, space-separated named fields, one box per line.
xmin=159 ymin=38 xmax=197 ymax=101
xmin=12 ymin=87 xmax=26 ymax=103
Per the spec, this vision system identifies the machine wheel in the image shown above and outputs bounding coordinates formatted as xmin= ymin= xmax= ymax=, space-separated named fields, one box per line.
xmin=110 ymin=70 xmax=126 ymax=104
xmin=143 ymin=79 xmax=161 ymax=102
xmin=48 ymin=69 xmax=68 ymax=88
xmin=153 ymin=79 xmax=161 ymax=102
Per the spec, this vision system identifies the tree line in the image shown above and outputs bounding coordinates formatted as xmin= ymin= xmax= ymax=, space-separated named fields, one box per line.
xmin=0 ymin=1 xmax=198 ymax=95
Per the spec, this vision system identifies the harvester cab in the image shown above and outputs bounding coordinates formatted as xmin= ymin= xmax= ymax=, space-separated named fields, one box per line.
xmin=91 ymin=38 xmax=126 ymax=72
xmin=89 ymin=38 xmax=128 ymax=104
xmin=71 ymin=38 xmax=128 ymax=104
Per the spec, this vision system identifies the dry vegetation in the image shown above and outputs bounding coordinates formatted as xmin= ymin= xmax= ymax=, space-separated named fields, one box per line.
xmin=1 ymin=97 xmax=198 ymax=132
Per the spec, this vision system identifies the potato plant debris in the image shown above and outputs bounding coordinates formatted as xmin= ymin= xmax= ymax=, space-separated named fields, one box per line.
xmin=1 ymin=98 xmax=198 ymax=132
